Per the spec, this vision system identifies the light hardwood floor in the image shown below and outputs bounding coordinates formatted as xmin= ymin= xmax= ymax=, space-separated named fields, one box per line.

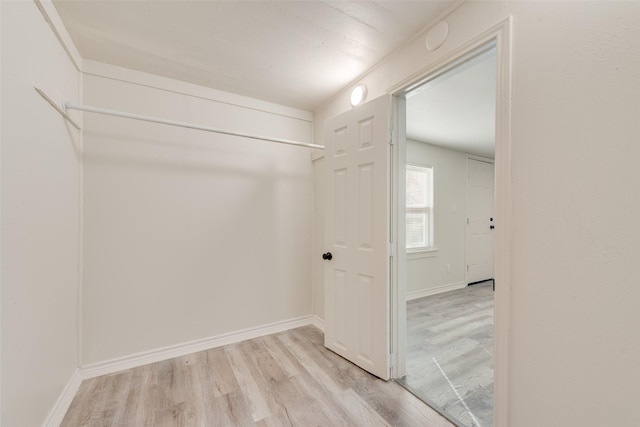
xmin=62 ymin=325 xmax=453 ymax=426
xmin=397 ymin=282 xmax=494 ymax=427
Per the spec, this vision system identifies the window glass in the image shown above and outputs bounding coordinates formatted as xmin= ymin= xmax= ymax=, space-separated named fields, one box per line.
xmin=406 ymin=165 xmax=433 ymax=250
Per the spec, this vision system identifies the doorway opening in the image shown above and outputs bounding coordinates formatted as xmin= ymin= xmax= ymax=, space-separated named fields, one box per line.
xmin=320 ymin=18 xmax=512 ymax=427
xmin=395 ymin=43 xmax=498 ymax=427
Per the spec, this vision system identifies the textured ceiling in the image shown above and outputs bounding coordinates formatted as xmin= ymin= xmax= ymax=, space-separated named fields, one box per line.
xmin=53 ymin=0 xmax=456 ymax=111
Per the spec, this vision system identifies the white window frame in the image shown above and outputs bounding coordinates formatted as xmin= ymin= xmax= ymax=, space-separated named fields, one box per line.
xmin=405 ymin=163 xmax=435 ymax=255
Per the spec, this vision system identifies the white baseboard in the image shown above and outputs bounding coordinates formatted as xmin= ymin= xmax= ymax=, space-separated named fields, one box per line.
xmin=406 ymin=281 xmax=466 ymax=301
xmin=42 ymin=368 xmax=82 ymax=427
xmin=81 ymin=315 xmax=314 ymax=379
xmin=311 ymin=314 xmax=325 ymax=332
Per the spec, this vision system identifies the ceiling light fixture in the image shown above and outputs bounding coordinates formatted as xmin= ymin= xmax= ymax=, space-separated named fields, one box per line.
xmin=350 ymin=84 xmax=367 ymax=107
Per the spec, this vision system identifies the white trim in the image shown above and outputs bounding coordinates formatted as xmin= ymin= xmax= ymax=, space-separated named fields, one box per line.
xmin=311 ymin=315 xmax=325 ymax=332
xmin=467 ymin=153 xmax=495 ymax=164
xmin=390 ymin=33 xmax=495 ymax=97
xmin=492 ymin=16 xmax=514 ymax=427
xmin=391 ymin=94 xmax=408 ymax=378
xmin=41 ymin=368 xmax=82 ymax=427
xmin=311 ymin=150 xmax=325 ymax=162
xmin=0 ymin=2 xmax=3 ymax=418
xmin=76 ymin=74 xmax=85 ymax=368
xmin=407 ymin=248 xmax=439 ymax=260
xmin=33 ymin=0 xmax=83 ymax=71
xmin=81 ymin=315 xmax=314 ymax=379
xmin=82 ymin=60 xmax=313 ymax=123
xmin=406 ymin=281 xmax=466 ymax=301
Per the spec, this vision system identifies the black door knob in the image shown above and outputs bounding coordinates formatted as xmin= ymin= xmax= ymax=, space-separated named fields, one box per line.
xmin=490 ymin=225 xmax=495 ymax=230
xmin=322 ymin=252 xmax=333 ymax=260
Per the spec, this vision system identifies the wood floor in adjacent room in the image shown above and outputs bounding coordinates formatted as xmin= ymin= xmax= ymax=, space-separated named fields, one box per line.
xmin=62 ymin=325 xmax=452 ymax=427
xmin=397 ymin=281 xmax=494 ymax=427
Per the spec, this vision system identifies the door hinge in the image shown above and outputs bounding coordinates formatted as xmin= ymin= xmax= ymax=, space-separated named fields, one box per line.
xmin=387 ymin=242 xmax=396 ymax=257
xmin=388 ymin=129 xmax=394 ymax=145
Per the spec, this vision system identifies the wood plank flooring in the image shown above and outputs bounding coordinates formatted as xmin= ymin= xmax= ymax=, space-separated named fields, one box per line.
xmin=397 ymin=282 xmax=494 ymax=427
xmin=62 ymin=325 xmax=453 ymax=426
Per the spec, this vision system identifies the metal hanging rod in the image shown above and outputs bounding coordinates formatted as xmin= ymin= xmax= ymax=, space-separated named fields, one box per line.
xmin=34 ymin=86 xmax=323 ymax=150
xmin=65 ymin=101 xmax=324 ymax=150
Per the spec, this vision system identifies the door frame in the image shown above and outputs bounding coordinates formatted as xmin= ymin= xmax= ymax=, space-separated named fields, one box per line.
xmin=388 ymin=17 xmax=513 ymax=426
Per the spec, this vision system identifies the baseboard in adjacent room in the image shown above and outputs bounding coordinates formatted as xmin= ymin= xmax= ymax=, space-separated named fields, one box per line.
xmin=81 ymin=315 xmax=315 ymax=380
xmin=406 ymin=281 xmax=466 ymax=301
xmin=42 ymin=368 xmax=82 ymax=427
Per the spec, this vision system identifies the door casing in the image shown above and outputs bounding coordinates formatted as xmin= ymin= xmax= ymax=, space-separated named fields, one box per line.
xmin=388 ymin=18 xmax=513 ymax=427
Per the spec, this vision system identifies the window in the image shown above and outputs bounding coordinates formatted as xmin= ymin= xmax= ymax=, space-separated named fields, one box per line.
xmin=406 ymin=164 xmax=433 ymax=250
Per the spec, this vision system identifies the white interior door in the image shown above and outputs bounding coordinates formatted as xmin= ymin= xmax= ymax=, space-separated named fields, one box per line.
xmin=323 ymin=95 xmax=391 ymax=380
xmin=466 ymin=157 xmax=495 ymax=284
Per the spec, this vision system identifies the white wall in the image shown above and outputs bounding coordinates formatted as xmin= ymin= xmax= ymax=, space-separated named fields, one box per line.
xmin=1 ymin=2 xmax=82 ymax=426
xmin=406 ymin=140 xmax=467 ymax=298
xmin=81 ymin=63 xmax=314 ymax=364
xmin=506 ymin=3 xmax=640 ymax=425
xmin=314 ymin=2 xmax=640 ymax=426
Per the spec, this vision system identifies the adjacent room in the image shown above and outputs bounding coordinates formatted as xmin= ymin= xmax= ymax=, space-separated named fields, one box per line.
xmin=2 ymin=1 xmax=640 ymax=427
xmin=398 ymin=47 xmax=497 ymax=427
